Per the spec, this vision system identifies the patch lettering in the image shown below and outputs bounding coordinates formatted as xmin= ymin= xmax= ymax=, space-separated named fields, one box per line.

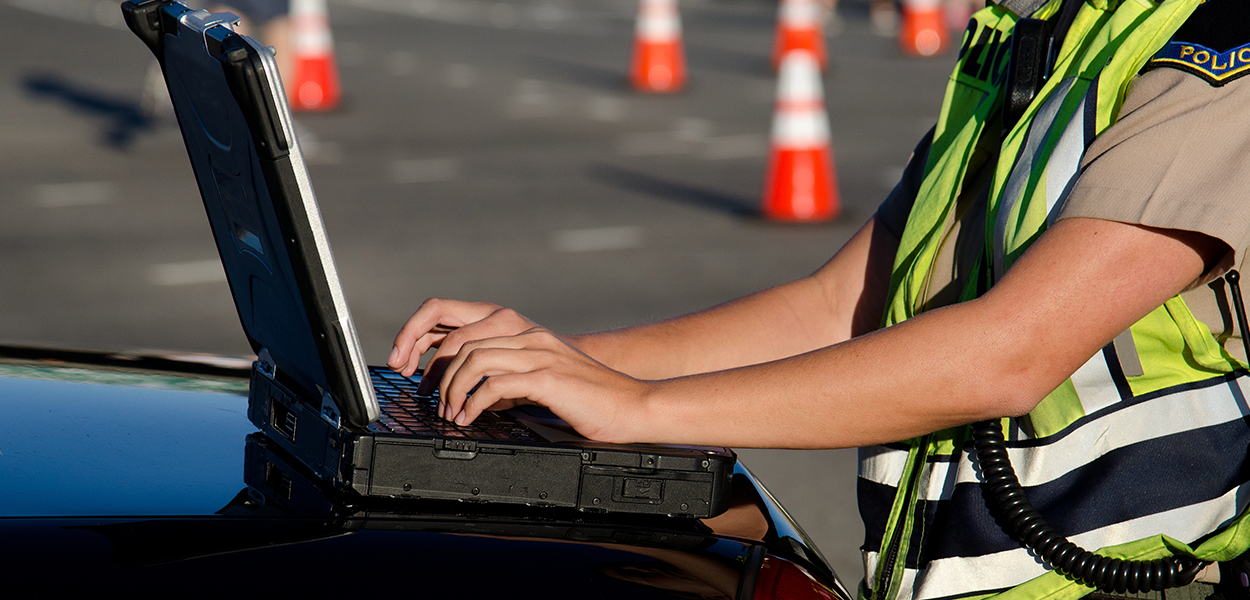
xmin=1145 ymin=0 xmax=1250 ymax=86
xmin=1148 ymin=40 xmax=1250 ymax=86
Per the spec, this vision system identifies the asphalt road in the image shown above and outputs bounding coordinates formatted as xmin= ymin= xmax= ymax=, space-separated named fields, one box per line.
xmin=0 ymin=0 xmax=954 ymax=584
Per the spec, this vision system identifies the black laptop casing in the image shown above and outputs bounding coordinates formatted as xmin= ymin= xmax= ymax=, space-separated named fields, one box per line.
xmin=123 ymin=0 xmax=734 ymax=518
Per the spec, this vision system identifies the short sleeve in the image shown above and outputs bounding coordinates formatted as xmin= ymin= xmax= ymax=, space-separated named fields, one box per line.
xmin=1056 ymin=68 xmax=1250 ymax=271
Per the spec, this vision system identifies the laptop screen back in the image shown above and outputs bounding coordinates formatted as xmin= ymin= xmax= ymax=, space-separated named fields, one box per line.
xmin=153 ymin=4 xmax=377 ymax=426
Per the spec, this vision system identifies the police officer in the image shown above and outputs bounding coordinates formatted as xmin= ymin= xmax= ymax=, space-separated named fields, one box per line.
xmin=388 ymin=0 xmax=1250 ymax=597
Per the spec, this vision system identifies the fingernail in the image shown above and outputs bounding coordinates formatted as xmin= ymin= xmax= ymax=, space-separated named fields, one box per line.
xmin=387 ymin=346 xmax=399 ymax=366
xmin=438 ymin=401 xmax=446 ymax=420
xmin=454 ymin=410 xmax=467 ymax=425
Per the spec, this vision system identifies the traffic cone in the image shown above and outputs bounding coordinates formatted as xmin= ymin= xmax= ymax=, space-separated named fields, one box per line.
xmin=772 ymin=0 xmax=827 ymax=71
xmin=629 ymin=0 xmax=686 ymax=93
xmin=898 ymin=0 xmax=949 ymax=57
xmin=762 ymin=50 xmax=839 ymax=222
xmin=288 ymin=0 xmax=342 ymax=111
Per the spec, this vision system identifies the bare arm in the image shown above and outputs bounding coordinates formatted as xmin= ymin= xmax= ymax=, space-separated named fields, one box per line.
xmin=571 ymin=216 xmax=898 ymax=379
xmin=437 ymin=217 xmax=1226 ymax=448
xmin=389 ymin=216 xmax=897 ymax=383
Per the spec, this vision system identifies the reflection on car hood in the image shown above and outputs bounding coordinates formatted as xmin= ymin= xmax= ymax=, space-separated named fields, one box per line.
xmin=0 ymin=361 xmax=250 ymax=395
xmin=0 ymin=347 xmax=848 ymax=598
xmin=6 ymin=515 xmax=756 ymax=598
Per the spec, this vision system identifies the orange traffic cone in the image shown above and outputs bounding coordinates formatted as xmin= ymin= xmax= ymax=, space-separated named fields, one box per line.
xmin=288 ymin=0 xmax=342 ymax=111
xmin=898 ymin=0 xmax=949 ymax=57
xmin=762 ymin=50 xmax=839 ymax=222
xmin=629 ymin=0 xmax=686 ymax=93
xmin=773 ymin=0 xmax=827 ymax=71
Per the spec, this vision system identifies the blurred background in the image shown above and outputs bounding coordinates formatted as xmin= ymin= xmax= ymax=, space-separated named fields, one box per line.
xmin=0 ymin=0 xmax=961 ymax=583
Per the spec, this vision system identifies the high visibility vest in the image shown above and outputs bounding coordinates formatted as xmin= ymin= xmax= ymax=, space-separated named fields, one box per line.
xmin=861 ymin=2 xmax=1250 ymax=600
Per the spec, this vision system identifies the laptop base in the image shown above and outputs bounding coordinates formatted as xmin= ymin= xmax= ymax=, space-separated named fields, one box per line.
xmin=249 ymin=363 xmax=734 ymax=517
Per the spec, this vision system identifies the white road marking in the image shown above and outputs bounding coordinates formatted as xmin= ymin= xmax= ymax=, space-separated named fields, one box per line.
xmin=617 ymin=119 xmax=765 ymax=159
xmin=148 ymin=260 xmax=226 ymax=286
xmin=410 ymin=0 xmax=440 ymax=16
xmin=616 ymin=131 xmax=692 ymax=156
xmin=489 ymin=3 xmax=517 ymax=28
xmin=340 ymin=0 xmax=600 ymax=34
xmin=701 ymin=133 xmax=768 ymax=159
xmin=552 ymin=226 xmax=643 ymax=253
xmin=390 ymin=158 xmax=460 ymax=183
xmin=587 ymin=96 xmax=623 ymax=122
xmin=32 ymin=182 xmax=115 ymax=207
xmin=673 ymin=118 xmax=712 ymax=142
xmin=533 ymin=3 xmax=564 ymax=29
xmin=445 ymin=63 xmax=478 ymax=88
xmin=9 ymin=0 xmax=125 ymax=28
xmin=506 ymin=79 xmax=558 ymax=118
xmin=386 ymin=51 xmax=420 ymax=76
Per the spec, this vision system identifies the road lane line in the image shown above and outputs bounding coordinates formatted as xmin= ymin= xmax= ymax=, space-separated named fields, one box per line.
xmin=32 ymin=182 xmax=116 ymax=207
xmin=552 ymin=226 xmax=643 ymax=253
xmin=148 ymin=260 xmax=226 ymax=286
xmin=390 ymin=158 xmax=461 ymax=183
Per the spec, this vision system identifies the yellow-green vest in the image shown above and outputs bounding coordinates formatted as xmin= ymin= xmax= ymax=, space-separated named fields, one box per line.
xmin=860 ymin=2 xmax=1250 ymax=600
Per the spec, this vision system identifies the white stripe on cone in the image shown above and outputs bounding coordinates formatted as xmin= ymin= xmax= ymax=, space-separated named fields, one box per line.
xmin=636 ymin=0 xmax=680 ymax=42
xmin=291 ymin=0 xmax=334 ymax=55
xmin=779 ymin=0 xmax=822 ymax=27
xmin=771 ymin=51 xmax=829 ymax=148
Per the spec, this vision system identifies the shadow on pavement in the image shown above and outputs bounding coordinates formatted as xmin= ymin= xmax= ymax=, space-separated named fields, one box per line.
xmin=686 ymin=45 xmax=773 ymax=78
xmin=22 ymin=71 xmax=153 ymax=149
xmin=524 ymin=55 xmax=631 ymax=93
xmin=588 ymin=163 xmax=758 ymax=218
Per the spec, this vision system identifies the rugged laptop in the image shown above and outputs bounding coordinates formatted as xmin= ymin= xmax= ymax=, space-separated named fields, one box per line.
xmin=121 ymin=0 xmax=734 ymax=517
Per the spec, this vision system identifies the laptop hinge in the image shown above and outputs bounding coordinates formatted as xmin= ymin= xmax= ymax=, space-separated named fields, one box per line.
xmin=256 ymin=347 xmax=341 ymax=428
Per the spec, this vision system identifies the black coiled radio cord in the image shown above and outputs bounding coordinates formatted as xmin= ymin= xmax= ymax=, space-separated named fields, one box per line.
xmin=970 ymin=420 xmax=1207 ymax=593
xmin=968 ymin=270 xmax=1250 ymax=592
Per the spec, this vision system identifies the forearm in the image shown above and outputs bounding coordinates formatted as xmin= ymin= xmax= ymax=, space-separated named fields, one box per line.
xmin=623 ymin=299 xmax=1030 ymax=448
xmin=569 ymin=278 xmax=838 ymax=379
xmin=609 ymin=218 xmax=1222 ymax=449
xmin=570 ymin=217 xmax=896 ymax=380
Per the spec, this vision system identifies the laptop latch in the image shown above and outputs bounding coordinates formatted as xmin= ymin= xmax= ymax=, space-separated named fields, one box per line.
xmin=319 ymin=391 xmax=342 ymax=428
xmin=256 ymin=348 xmax=277 ymax=378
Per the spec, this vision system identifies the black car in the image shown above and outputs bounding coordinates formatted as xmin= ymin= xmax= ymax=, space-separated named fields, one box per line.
xmin=0 ymin=344 xmax=851 ymax=599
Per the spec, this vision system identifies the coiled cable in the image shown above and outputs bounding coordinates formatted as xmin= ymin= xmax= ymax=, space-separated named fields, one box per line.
xmin=971 ymin=420 xmax=1207 ymax=593
xmin=967 ymin=270 xmax=1250 ymax=592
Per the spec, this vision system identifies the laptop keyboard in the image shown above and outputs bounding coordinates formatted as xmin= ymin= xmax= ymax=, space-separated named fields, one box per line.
xmin=368 ymin=368 xmax=539 ymax=441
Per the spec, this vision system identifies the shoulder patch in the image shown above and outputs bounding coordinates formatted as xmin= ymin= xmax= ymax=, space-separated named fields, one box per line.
xmin=1145 ymin=0 xmax=1250 ymax=86
xmin=1147 ymin=41 xmax=1250 ymax=86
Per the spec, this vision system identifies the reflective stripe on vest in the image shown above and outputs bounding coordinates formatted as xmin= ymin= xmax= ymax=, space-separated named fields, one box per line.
xmin=858 ymin=2 xmax=1250 ymax=600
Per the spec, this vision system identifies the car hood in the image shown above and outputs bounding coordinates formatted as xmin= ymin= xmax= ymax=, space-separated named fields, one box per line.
xmin=0 ymin=346 xmax=848 ymax=598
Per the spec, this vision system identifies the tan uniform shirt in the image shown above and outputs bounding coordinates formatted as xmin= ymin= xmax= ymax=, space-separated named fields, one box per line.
xmin=1063 ymin=69 xmax=1250 ymax=361
xmin=877 ymin=68 xmax=1250 ymax=361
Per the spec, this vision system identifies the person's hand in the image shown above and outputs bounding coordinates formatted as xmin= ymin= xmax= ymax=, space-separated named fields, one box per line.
xmin=388 ymin=298 xmax=547 ymax=394
xmin=436 ymin=326 xmax=650 ymax=443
